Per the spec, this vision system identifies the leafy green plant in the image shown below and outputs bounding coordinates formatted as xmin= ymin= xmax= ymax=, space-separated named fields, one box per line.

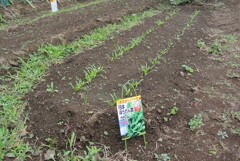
xmin=168 ymin=106 xmax=178 ymax=115
xmin=106 ymin=93 xmax=119 ymax=106
xmin=163 ymin=117 xmax=169 ymax=122
xmin=38 ymin=45 xmax=67 ymax=63
xmin=188 ymin=114 xmax=203 ymax=130
xmin=81 ymin=146 xmax=101 ymax=161
xmin=70 ymin=78 xmax=86 ymax=92
xmin=231 ymin=128 xmax=240 ymax=136
xmin=46 ymin=82 xmax=58 ymax=93
xmin=181 ymin=64 xmax=194 ymax=73
xmin=223 ymin=34 xmax=237 ymax=44
xmin=58 ymin=132 xmax=101 ymax=160
xmin=154 ymin=153 xmax=171 ymax=161
xmin=0 ymin=14 xmax=6 ymax=25
xmin=140 ymin=63 xmax=154 ymax=76
xmin=156 ymin=20 xmax=165 ymax=26
xmin=121 ymin=79 xmax=142 ymax=98
xmin=84 ymin=65 xmax=105 ymax=84
xmin=108 ymin=28 xmax=152 ymax=61
xmin=208 ymin=41 xmax=222 ymax=55
xmin=109 ymin=46 xmax=125 ymax=61
xmin=196 ymin=39 xmax=206 ymax=49
xmin=232 ymin=111 xmax=240 ymax=121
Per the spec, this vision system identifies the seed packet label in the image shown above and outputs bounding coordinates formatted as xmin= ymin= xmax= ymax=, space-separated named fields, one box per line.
xmin=116 ymin=95 xmax=146 ymax=140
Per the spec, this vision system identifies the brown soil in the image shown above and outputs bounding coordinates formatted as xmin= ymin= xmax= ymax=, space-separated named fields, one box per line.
xmin=0 ymin=0 xmax=159 ymax=76
xmin=3 ymin=0 xmax=240 ymax=160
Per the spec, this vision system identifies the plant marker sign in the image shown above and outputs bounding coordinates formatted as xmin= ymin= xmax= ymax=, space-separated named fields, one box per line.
xmin=116 ymin=95 xmax=147 ymax=150
xmin=50 ymin=0 xmax=58 ymax=12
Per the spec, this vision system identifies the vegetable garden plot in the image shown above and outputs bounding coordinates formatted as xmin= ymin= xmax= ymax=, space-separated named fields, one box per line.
xmin=1 ymin=0 xmax=240 ymax=160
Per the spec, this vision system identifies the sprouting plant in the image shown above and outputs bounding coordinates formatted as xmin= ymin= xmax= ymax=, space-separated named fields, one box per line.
xmin=188 ymin=114 xmax=203 ymax=130
xmin=109 ymin=45 xmax=125 ymax=61
xmin=231 ymin=128 xmax=240 ymax=136
xmin=154 ymin=153 xmax=171 ymax=161
xmin=156 ymin=20 xmax=165 ymax=26
xmin=121 ymin=79 xmax=142 ymax=98
xmin=181 ymin=64 xmax=194 ymax=73
xmin=217 ymin=131 xmax=228 ymax=139
xmin=140 ymin=63 xmax=154 ymax=76
xmin=106 ymin=93 xmax=119 ymax=106
xmin=84 ymin=65 xmax=105 ymax=84
xmin=0 ymin=14 xmax=6 ymax=25
xmin=46 ymin=82 xmax=58 ymax=93
xmin=108 ymin=29 xmax=152 ymax=61
xmin=223 ymin=34 xmax=237 ymax=44
xmin=163 ymin=117 xmax=169 ymax=122
xmin=196 ymin=39 xmax=206 ymax=49
xmin=45 ymin=137 xmax=57 ymax=146
xmin=149 ymin=57 xmax=159 ymax=66
xmin=232 ymin=111 xmax=240 ymax=121
xmin=208 ymin=41 xmax=222 ymax=55
xmin=168 ymin=106 xmax=179 ymax=115
xmin=70 ymin=78 xmax=86 ymax=92
xmin=81 ymin=146 xmax=101 ymax=161
xmin=38 ymin=45 xmax=67 ymax=62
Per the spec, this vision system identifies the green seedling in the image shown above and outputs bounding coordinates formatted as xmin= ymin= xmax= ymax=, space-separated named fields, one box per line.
xmin=208 ymin=149 xmax=217 ymax=155
xmin=223 ymin=34 xmax=237 ymax=44
xmin=46 ymin=82 xmax=58 ymax=93
xmin=121 ymin=79 xmax=142 ymax=98
xmin=60 ymin=132 xmax=80 ymax=160
xmin=156 ymin=20 xmax=165 ymax=26
xmin=181 ymin=64 xmax=194 ymax=73
xmin=107 ymin=93 xmax=119 ymax=106
xmin=233 ymin=111 xmax=240 ymax=121
xmin=226 ymin=70 xmax=240 ymax=79
xmin=140 ymin=63 xmax=154 ymax=76
xmin=38 ymin=45 xmax=67 ymax=62
xmin=231 ymin=128 xmax=240 ymax=136
xmin=84 ymin=65 xmax=105 ymax=84
xmin=0 ymin=14 xmax=6 ymax=25
xmin=196 ymin=39 xmax=206 ymax=49
xmin=154 ymin=153 xmax=171 ymax=161
xmin=81 ymin=146 xmax=101 ymax=161
xmin=108 ymin=28 xmax=153 ymax=61
xmin=163 ymin=117 xmax=169 ymax=122
xmin=45 ymin=137 xmax=57 ymax=147
xmin=208 ymin=41 xmax=222 ymax=55
xmin=188 ymin=114 xmax=203 ymax=130
xmin=149 ymin=57 xmax=159 ymax=66
xmin=109 ymin=46 xmax=125 ymax=61
xmin=168 ymin=106 xmax=178 ymax=115
xmin=70 ymin=78 xmax=86 ymax=92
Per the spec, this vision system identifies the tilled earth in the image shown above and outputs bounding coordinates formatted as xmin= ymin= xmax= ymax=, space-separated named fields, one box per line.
xmin=1 ymin=0 xmax=240 ymax=160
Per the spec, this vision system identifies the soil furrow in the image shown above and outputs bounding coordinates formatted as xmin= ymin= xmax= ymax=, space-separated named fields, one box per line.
xmin=25 ymin=7 xmax=195 ymax=153
xmin=0 ymin=0 xmax=159 ymax=69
